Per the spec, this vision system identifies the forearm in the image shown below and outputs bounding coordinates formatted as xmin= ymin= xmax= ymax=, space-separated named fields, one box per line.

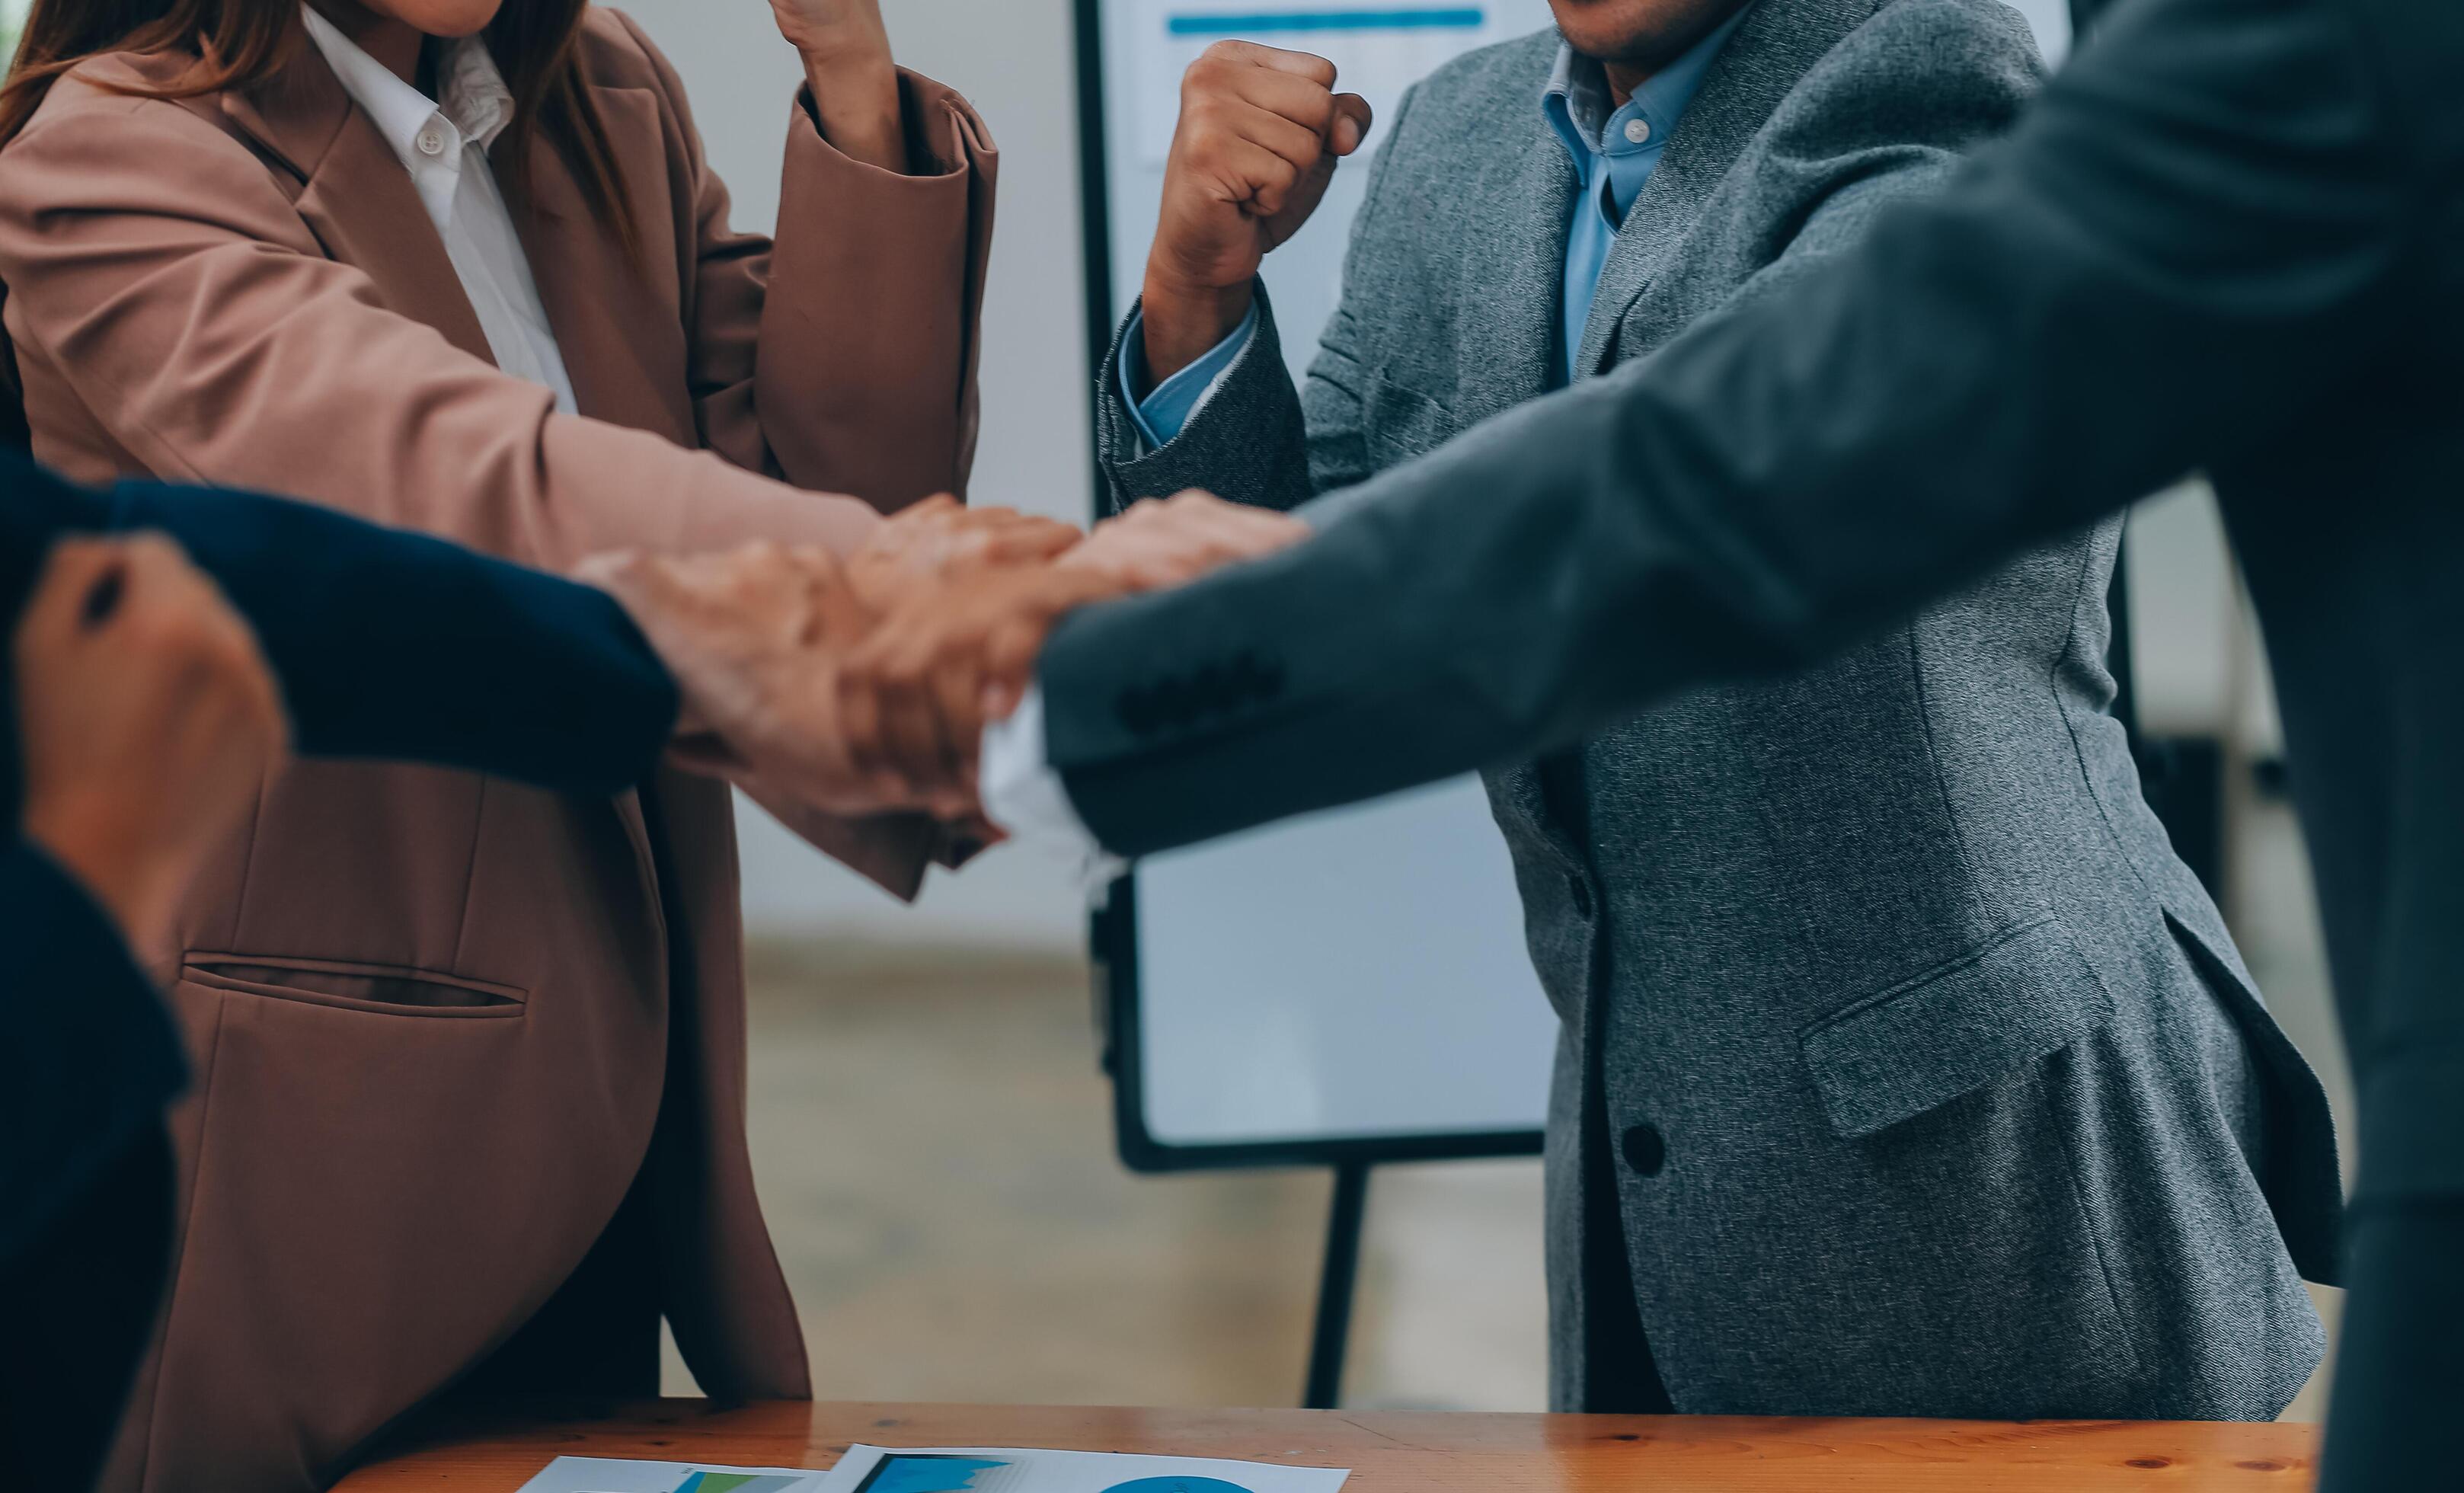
xmin=1098 ymin=285 xmax=1333 ymax=515
xmin=743 ymin=69 xmax=994 ymax=507
xmin=803 ymin=54 xmax=907 ymax=175
xmin=1039 ymin=0 xmax=2420 ymax=858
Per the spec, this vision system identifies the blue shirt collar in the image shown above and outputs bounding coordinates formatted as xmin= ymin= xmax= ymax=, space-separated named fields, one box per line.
xmin=1542 ymin=5 xmax=1751 ymax=205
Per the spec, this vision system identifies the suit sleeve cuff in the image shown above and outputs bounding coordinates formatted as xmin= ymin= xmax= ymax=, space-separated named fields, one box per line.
xmin=1122 ymin=301 xmax=1261 ymax=452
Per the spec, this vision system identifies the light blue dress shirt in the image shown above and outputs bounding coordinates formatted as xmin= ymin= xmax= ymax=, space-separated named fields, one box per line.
xmin=1124 ymin=13 xmax=1749 ymax=443
xmin=986 ymin=16 xmax=1750 ymax=860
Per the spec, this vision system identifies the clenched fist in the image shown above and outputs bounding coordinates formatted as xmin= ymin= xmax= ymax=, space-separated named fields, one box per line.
xmin=1143 ymin=40 xmax=1374 ymax=383
xmin=14 ymin=535 xmax=288 ymax=948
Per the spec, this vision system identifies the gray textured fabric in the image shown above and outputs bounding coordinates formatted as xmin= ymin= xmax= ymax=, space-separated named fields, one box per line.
xmin=1091 ymin=0 xmax=2341 ymax=1420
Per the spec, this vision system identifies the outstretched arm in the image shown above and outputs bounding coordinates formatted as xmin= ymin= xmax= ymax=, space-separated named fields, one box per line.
xmin=1033 ymin=0 xmax=2431 ymax=854
xmin=0 ymin=455 xmax=677 ymax=797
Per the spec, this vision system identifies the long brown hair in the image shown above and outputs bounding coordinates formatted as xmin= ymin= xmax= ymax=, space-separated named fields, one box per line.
xmin=0 ymin=1 xmax=634 ymax=241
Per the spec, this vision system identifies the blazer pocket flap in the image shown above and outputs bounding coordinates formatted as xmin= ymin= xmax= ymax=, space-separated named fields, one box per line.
xmin=1800 ymin=916 xmax=2116 ymax=1140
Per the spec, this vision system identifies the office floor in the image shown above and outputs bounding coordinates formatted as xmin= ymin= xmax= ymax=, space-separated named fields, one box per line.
xmin=662 ymin=941 xmax=1548 ymax=1409
xmin=673 ymin=794 xmax=2344 ymax=1420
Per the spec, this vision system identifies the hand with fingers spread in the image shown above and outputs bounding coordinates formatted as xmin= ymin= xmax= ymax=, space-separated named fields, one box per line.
xmin=845 ymin=495 xmax=1084 ymax=615
xmin=1143 ymin=40 xmax=1374 ymax=383
xmin=14 ymin=534 xmax=289 ymax=948
xmin=1060 ymin=489 xmax=1312 ymax=591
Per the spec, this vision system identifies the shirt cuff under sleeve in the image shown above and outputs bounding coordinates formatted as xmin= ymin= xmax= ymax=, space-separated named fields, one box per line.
xmin=980 ymin=684 xmax=1126 ymax=890
xmin=1123 ymin=301 xmax=1261 ymax=452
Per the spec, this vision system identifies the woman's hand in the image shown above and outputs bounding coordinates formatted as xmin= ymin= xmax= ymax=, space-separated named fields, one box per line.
xmin=14 ymin=535 xmax=289 ymax=949
xmin=767 ymin=0 xmax=909 ymax=173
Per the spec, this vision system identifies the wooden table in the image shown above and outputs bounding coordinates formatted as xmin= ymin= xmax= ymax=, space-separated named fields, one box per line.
xmin=336 ymin=1400 xmax=2320 ymax=1491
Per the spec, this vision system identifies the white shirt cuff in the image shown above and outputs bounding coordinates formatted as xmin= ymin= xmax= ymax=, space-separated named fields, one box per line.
xmin=980 ymin=683 xmax=1126 ymax=888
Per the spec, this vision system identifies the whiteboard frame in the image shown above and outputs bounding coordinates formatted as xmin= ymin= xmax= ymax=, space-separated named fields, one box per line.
xmin=1074 ymin=0 xmax=1545 ymax=1175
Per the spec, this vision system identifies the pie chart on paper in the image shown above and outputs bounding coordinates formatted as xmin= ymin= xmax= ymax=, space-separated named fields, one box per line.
xmin=1102 ymin=1480 xmax=1259 ymax=1493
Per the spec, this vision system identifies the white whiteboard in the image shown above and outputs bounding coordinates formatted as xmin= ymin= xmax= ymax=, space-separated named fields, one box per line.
xmin=1089 ymin=0 xmax=2073 ymax=1155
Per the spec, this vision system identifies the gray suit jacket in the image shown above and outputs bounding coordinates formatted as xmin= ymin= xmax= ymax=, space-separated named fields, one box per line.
xmin=1088 ymin=0 xmax=2341 ymax=1420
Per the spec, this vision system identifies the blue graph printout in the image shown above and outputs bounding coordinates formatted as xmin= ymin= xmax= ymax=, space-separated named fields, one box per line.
xmin=816 ymin=1447 xmax=1344 ymax=1493
xmin=852 ymin=1456 xmax=1015 ymax=1493
xmin=513 ymin=1458 xmax=825 ymax=1493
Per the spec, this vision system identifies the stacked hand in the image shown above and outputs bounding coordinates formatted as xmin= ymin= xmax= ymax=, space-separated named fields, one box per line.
xmin=580 ymin=491 xmax=1307 ymax=827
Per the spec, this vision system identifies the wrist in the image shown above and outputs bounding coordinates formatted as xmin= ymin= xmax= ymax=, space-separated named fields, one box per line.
xmin=800 ymin=42 xmax=896 ymax=94
xmin=1139 ymin=271 xmax=1254 ymax=388
xmin=801 ymin=50 xmax=908 ymax=172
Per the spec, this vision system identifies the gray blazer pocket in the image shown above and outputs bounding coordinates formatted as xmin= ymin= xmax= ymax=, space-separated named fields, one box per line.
xmin=1800 ymin=916 xmax=2117 ymax=1139
xmin=1364 ymin=369 xmax=1456 ymax=461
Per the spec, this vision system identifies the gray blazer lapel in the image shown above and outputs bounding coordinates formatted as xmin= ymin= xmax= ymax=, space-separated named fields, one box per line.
xmin=1451 ymin=121 xmax=1578 ymax=427
xmin=1574 ymin=0 xmax=1878 ymax=375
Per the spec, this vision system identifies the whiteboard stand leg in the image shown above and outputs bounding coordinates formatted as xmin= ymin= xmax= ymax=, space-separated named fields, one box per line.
xmin=1304 ymin=1161 xmax=1372 ymax=1410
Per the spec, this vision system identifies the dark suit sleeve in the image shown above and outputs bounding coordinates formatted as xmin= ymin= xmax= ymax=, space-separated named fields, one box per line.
xmin=94 ymin=476 xmax=678 ymax=795
xmin=1037 ymin=0 xmax=2434 ymax=855
xmin=0 ymin=456 xmax=678 ymax=797
xmin=0 ymin=840 xmax=184 ymax=1271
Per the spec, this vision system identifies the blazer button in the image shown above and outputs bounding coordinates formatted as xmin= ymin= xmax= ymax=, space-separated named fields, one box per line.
xmin=1568 ymin=874 xmax=1595 ymax=920
xmin=1622 ymin=1124 xmax=1667 ymax=1177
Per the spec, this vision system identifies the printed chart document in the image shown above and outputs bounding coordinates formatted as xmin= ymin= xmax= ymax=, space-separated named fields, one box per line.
xmin=818 ymin=1447 xmax=1349 ymax=1493
xmin=515 ymin=1461 xmax=822 ymax=1493
xmin=515 ymin=1450 xmax=1347 ymax=1493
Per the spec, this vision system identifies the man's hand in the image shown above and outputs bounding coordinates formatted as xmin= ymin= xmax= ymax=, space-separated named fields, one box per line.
xmin=1061 ymin=490 xmax=1311 ymax=590
xmin=767 ymin=0 xmax=906 ymax=172
xmin=845 ymin=496 xmax=1083 ymax=615
xmin=14 ymin=535 xmax=288 ymax=948
xmin=833 ymin=561 xmax=1134 ymax=804
xmin=1143 ymin=41 xmax=1373 ymax=383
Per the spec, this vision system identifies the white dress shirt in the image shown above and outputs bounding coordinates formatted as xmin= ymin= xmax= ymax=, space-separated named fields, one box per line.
xmin=301 ymin=5 xmax=579 ymax=415
xmin=981 ymin=686 xmax=1123 ymax=883
xmin=303 ymin=8 xmax=1095 ymax=865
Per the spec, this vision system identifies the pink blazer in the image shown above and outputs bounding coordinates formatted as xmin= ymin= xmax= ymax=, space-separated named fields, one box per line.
xmin=0 ymin=10 xmax=995 ymax=1488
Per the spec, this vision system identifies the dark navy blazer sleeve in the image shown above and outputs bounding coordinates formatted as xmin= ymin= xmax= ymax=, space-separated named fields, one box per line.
xmin=0 ymin=841 xmax=187 ymax=1268
xmin=0 ymin=452 xmax=678 ymax=798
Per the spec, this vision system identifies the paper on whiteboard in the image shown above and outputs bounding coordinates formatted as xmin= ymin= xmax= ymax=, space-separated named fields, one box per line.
xmin=1129 ymin=1 xmax=1540 ymax=166
xmin=514 ymin=1458 xmax=825 ymax=1493
xmin=815 ymin=1446 xmax=1348 ymax=1493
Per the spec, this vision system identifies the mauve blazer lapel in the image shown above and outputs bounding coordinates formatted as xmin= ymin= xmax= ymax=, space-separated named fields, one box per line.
xmin=224 ymin=48 xmax=496 ymax=367
xmin=500 ymin=81 xmax=695 ymax=442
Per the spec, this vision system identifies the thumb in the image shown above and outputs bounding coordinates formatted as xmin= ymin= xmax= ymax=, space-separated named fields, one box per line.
xmin=1328 ymin=93 xmax=1373 ymax=155
xmin=1266 ymin=148 xmax=1342 ymax=247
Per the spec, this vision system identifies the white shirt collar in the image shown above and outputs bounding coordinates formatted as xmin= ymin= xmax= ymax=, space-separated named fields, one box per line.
xmin=299 ymin=5 xmax=515 ymax=174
